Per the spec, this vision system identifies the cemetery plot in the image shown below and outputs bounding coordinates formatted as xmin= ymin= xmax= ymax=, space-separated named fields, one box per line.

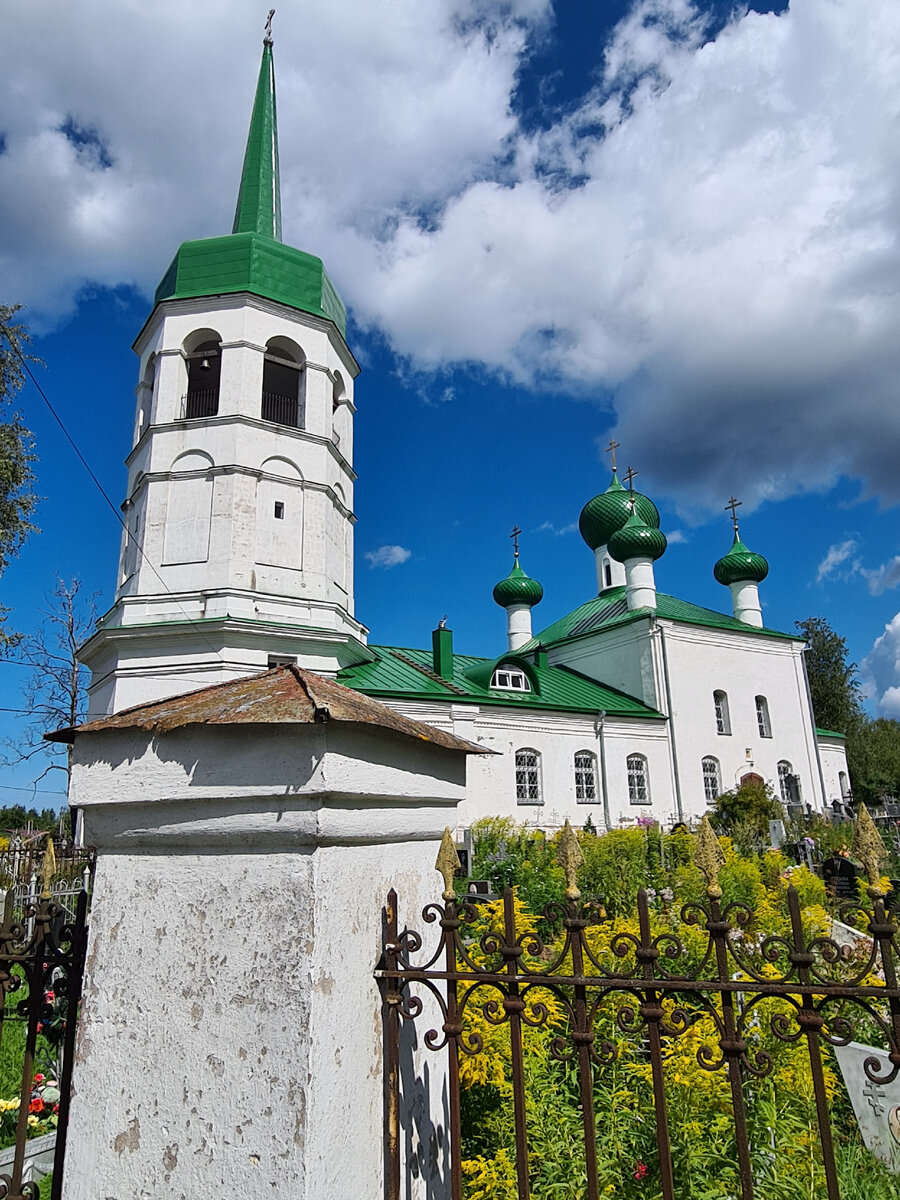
xmin=379 ymin=814 xmax=900 ymax=1200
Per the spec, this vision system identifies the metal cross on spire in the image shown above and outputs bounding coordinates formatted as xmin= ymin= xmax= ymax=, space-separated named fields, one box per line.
xmin=725 ymin=496 xmax=742 ymax=532
xmin=510 ymin=525 xmax=522 ymax=558
xmin=623 ymin=466 xmax=639 ymax=492
xmin=264 ymin=8 xmax=275 ymax=44
xmin=605 ymin=438 xmax=620 ymax=472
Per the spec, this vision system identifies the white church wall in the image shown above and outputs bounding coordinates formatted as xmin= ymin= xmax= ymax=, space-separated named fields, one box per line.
xmin=376 ymin=699 xmax=674 ymax=832
xmin=818 ymin=737 xmax=851 ymax=807
xmin=551 ymin=619 xmax=661 ymax=711
xmin=658 ymin=623 xmax=824 ymax=818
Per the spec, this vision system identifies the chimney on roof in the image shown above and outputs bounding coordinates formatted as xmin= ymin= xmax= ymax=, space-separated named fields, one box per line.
xmin=432 ymin=624 xmax=453 ymax=680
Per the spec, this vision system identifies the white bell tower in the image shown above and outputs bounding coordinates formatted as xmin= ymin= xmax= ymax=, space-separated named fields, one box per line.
xmin=81 ymin=32 xmax=370 ymax=716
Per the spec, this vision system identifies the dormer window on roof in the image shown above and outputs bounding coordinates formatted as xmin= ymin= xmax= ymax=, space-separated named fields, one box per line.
xmin=490 ymin=666 xmax=531 ymax=692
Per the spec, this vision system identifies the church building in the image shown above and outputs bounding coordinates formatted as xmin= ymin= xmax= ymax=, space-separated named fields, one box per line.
xmin=79 ymin=33 xmax=849 ymax=833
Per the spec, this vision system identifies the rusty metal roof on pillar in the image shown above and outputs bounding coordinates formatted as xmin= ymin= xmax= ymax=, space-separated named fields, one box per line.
xmin=46 ymin=665 xmax=489 ymax=754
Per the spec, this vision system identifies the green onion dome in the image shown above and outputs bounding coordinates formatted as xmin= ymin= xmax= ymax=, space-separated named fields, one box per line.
xmin=493 ymin=559 xmax=544 ymax=608
xmin=608 ymin=509 xmax=667 ymax=563
xmin=714 ymin=532 xmax=769 ymax=586
xmin=579 ymin=472 xmax=660 ymax=551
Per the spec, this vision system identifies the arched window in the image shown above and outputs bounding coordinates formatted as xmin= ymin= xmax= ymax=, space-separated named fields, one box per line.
xmin=574 ymin=751 xmax=597 ymax=803
xmin=755 ymin=695 xmax=772 ymax=738
xmin=627 ymin=754 xmax=650 ymax=805
xmin=262 ymin=341 xmax=305 ymax=428
xmin=702 ymin=756 xmax=721 ymax=805
xmin=839 ymin=771 xmax=850 ymax=799
xmin=515 ymin=748 xmax=542 ymax=804
xmin=185 ymin=339 xmax=221 ymax=418
xmin=603 ymin=559 xmax=612 ymax=588
xmin=713 ymin=690 xmax=731 ymax=736
xmin=778 ymin=761 xmax=799 ymax=806
xmin=491 ymin=666 xmax=531 ymax=692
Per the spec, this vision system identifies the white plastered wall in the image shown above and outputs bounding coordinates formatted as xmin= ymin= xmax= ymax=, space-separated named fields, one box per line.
xmin=656 ymin=623 xmax=826 ymax=818
xmin=818 ymin=736 xmax=851 ymax=806
xmin=63 ymin=721 xmax=466 ymax=1200
xmin=83 ymin=293 xmax=367 ymax=716
xmin=377 ymin=699 xmax=674 ymax=831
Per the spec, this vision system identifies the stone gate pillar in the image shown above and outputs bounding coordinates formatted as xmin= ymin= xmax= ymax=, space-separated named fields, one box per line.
xmin=53 ymin=668 xmax=481 ymax=1199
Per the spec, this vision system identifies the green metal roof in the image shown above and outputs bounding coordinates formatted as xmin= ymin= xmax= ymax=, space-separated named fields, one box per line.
xmin=233 ymin=41 xmax=282 ymax=240
xmin=338 ymin=645 xmax=664 ymax=719
xmin=714 ymin=531 xmax=769 ymax=586
xmin=519 ymin=586 xmax=796 ymax=651
xmin=493 ymin=558 xmax=544 ymax=608
xmin=154 ymin=234 xmax=347 ymax=336
xmin=579 ymin=472 xmax=660 ymax=551
xmin=152 ymin=39 xmax=347 ymax=339
xmin=815 ymin=727 xmax=847 ymax=740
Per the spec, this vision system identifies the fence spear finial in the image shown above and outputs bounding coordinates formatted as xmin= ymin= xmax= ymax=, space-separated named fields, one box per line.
xmin=557 ymin=819 xmax=583 ymax=901
xmin=695 ymin=815 xmax=725 ymax=898
xmin=435 ymin=827 xmax=461 ymax=901
xmin=852 ymin=803 xmax=888 ymax=897
xmin=38 ymin=835 xmax=56 ymax=900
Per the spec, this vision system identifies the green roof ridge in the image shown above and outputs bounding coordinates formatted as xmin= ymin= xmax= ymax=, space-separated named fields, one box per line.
xmin=233 ymin=40 xmax=282 ymax=241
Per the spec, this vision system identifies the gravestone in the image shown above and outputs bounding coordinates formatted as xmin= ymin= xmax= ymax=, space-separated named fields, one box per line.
xmin=834 ymin=1042 xmax=900 ymax=1171
xmin=822 ymin=855 xmax=862 ymax=898
xmin=769 ymin=819 xmax=786 ymax=850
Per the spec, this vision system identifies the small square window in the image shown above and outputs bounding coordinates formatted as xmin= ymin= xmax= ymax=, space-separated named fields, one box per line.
xmin=274 ymin=501 xmax=285 ymax=519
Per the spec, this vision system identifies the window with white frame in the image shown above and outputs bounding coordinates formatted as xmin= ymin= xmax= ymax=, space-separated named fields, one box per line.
xmin=713 ymin=690 xmax=731 ymax=736
xmin=755 ymin=695 xmax=772 ymax=738
xmin=702 ymin=756 xmax=721 ymax=805
xmin=778 ymin=760 xmax=796 ymax=805
xmin=627 ymin=754 xmax=650 ymax=804
xmin=515 ymin=749 xmax=542 ymax=804
xmin=574 ymin=751 xmax=597 ymax=803
xmin=839 ymin=771 xmax=850 ymax=799
xmin=491 ymin=666 xmax=531 ymax=692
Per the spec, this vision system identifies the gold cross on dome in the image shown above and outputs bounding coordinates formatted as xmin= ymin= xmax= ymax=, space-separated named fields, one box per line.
xmin=510 ymin=525 xmax=522 ymax=558
xmin=605 ymin=438 xmax=620 ymax=471
xmin=623 ymin=466 xmax=639 ymax=492
xmin=725 ymin=496 xmax=742 ymax=531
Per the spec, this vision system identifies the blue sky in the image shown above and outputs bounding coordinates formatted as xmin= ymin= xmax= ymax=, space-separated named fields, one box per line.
xmin=1 ymin=0 xmax=899 ymax=805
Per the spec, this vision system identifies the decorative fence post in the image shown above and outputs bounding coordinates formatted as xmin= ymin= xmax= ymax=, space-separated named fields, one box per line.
xmin=57 ymin=674 xmax=477 ymax=1200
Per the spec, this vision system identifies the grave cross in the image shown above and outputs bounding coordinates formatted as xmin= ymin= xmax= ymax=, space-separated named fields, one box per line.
xmin=510 ymin=525 xmax=522 ymax=558
xmin=605 ymin=438 xmax=620 ymax=472
xmin=864 ymin=1079 xmax=887 ymax=1117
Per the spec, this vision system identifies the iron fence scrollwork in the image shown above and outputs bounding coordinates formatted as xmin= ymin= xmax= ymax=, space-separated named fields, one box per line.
xmin=0 ymin=866 xmax=91 ymax=1200
xmin=377 ymin=808 xmax=900 ymax=1200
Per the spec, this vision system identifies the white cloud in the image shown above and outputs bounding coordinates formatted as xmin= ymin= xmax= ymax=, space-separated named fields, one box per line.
xmin=862 ymin=614 xmax=900 ymax=717
xmin=666 ymin=529 xmax=687 ymax=544
xmin=816 ymin=539 xmax=859 ymax=583
xmin=4 ymin=0 xmax=900 ymax=515
xmin=365 ymin=545 xmax=412 ymax=569
xmin=536 ymin=521 xmax=578 ymax=536
xmin=861 ymin=555 xmax=900 ymax=596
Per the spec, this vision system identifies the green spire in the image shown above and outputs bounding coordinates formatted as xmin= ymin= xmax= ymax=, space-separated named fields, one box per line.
xmin=232 ymin=37 xmax=282 ymax=240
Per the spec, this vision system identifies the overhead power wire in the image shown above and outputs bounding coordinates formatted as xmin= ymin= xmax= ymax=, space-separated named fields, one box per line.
xmin=1 ymin=325 xmax=228 ymax=668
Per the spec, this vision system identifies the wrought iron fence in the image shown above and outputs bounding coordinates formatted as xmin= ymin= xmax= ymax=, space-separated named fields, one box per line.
xmin=378 ymin=809 xmax=900 ymax=1200
xmin=0 ymin=880 xmax=91 ymax=1199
